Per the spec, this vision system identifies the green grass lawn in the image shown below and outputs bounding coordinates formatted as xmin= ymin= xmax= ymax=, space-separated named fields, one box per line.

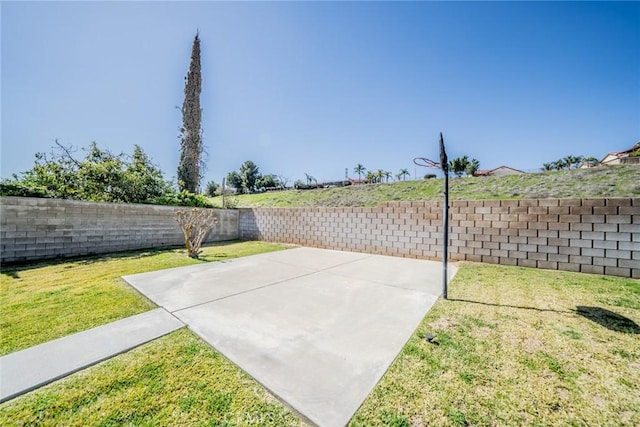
xmin=1 ymin=250 xmax=638 ymax=426
xmin=210 ymin=165 xmax=640 ymax=208
xmin=0 ymin=329 xmax=303 ymax=426
xmin=0 ymin=241 xmax=289 ymax=355
xmin=351 ymin=264 xmax=640 ymax=426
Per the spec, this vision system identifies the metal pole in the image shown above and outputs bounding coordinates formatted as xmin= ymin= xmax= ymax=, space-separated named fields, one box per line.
xmin=439 ymin=133 xmax=449 ymax=299
xmin=443 ymin=169 xmax=449 ymax=299
xmin=222 ymin=177 xmax=226 ymax=208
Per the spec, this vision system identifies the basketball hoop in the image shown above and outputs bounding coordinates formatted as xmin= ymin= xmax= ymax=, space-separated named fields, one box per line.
xmin=413 ymin=157 xmax=440 ymax=169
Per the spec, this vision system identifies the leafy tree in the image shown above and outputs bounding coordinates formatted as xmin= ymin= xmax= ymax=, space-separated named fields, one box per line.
xmin=178 ymin=32 xmax=204 ymax=193
xmin=224 ymin=160 xmax=263 ymax=194
xmin=354 ymin=164 xmax=366 ymax=181
xmin=449 ymin=156 xmax=469 ymax=177
xmin=76 ymin=142 xmax=127 ymax=201
xmin=122 ymin=145 xmax=168 ymax=202
xmin=4 ymin=140 xmax=169 ymax=203
xmin=465 ymin=158 xmax=480 ymax=177
xmin=204 ymin=181 xmax=219 ymax=197
xmin=396 ymin=168 xmax=410 ymax=181
xmin=19 ymin=142 xmax=81 ymax=199
xmin=239 ymin=160 xmax=261 ymax=193
xmin=226 ymin=171 xmax=242 ymax=193
xmin=257 ymin=174 xmax=279 ymax=189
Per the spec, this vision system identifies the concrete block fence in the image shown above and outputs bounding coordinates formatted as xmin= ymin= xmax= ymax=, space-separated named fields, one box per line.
xmin=239 ymin=198 xmax=639 ymax=278
xmin=1 ymin=196 xmax=637 ymax=277
xmin=0 ymin=197 xmax=238 ymax=264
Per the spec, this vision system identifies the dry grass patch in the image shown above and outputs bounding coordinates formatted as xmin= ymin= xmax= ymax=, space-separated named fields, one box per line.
xmin=351 ymin=264 xmax=640 ymax=426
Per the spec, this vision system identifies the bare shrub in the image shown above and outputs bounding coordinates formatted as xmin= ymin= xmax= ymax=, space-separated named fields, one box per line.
xmin=175 ymin=208 xmax=218 ymax=258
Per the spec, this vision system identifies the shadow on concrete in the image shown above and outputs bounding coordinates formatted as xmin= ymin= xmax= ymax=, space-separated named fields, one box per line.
xmin=448 ymin=298 xmax=571 ymax=314
xmin=575 ymin=306 xmax=640 ymax=334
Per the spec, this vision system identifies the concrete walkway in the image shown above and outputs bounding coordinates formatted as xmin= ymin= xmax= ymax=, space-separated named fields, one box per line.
xmin=124 ymin=247 xmax=455 ymax=427
xmin=0 ymin=308 xmax=184 ymax=403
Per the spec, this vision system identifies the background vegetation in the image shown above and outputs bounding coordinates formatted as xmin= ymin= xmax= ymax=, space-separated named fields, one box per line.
xmin=208 ymin=165 xmax=640 ymax=208
xmin=0 ymin=141 xmax=213 ymax=207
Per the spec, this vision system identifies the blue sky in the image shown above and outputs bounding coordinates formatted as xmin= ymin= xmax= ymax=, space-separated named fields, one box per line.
xmin=2 ymin=1 xmax=639 ymax=186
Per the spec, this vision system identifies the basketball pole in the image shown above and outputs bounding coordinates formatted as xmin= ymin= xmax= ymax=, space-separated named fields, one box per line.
xmin=439 ymin=133 xmax=449 ymax=300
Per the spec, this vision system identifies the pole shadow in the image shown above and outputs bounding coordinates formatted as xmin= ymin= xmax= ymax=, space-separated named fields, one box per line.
xmin=575 ymin=306 xmax=640 ymax=334
xmin=448 ymin=298 xmax=570 ymax=314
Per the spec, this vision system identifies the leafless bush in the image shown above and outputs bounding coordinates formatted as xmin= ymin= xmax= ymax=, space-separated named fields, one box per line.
xmin=175 ymin=208 xmax=218 ymax=258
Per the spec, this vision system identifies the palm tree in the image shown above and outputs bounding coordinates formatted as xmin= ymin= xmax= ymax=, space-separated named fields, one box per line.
xmin=563 ymin=155 xmax=582 ymax=169
xmin=354 ymin=164 xmax=366 ymax=182
xmin=383 ymin=171 xmax=392 ymax=182
xmin=541 ymin=162 xmax=553 ymax=172
xmin=396 ymin=168 xmax=410 ymax=181
xmin=465 ymin=158 xmax=480 ymax=176
xmin=376 ymin=169 xmax=384 ymax=183
xmin=365 ymin=171 xmax=376 ymax=184
xmin=573 ymin=155 xmax=584 ymax=169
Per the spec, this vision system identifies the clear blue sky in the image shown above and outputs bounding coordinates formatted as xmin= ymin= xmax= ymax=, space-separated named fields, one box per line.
xmin=2 ymin=1 xmax=639 ymax=186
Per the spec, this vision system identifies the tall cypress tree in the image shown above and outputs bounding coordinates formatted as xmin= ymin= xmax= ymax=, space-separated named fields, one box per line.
xmin=178 ymin=32 xmax=203 ymax=193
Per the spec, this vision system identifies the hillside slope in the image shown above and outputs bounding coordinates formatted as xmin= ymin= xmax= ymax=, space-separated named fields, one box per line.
xmin=211 ymin=165 xmax=640 ymax=208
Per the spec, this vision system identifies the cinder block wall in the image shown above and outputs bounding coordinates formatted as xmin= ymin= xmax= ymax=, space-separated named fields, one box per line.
xmin=239 ymin=198 xmax=639 ymax=278
xmin=0 ymin=197 xmax=238 ymax=263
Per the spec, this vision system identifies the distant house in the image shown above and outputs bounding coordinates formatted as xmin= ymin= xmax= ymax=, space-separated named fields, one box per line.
xmin=474 ymin=166 xmax=526 ymax=177
xmin=579 ymin=160 xmax=599 ymax=169
xmin=348 ymin=178 xmax=367 ymax=185
xmin=600 ymin=142 xmax=640 ymax=165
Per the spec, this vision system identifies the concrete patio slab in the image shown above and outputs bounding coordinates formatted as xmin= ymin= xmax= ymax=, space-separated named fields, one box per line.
xmin=327 ymin=253 xmax=456 ymax=293
xmin=124 ymin=256 xmax=317 ymax=312
xmin=0 ymin=308 xmax=184 ymax=404
xmin=122 ymin=247 xmax=455 ymax=427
